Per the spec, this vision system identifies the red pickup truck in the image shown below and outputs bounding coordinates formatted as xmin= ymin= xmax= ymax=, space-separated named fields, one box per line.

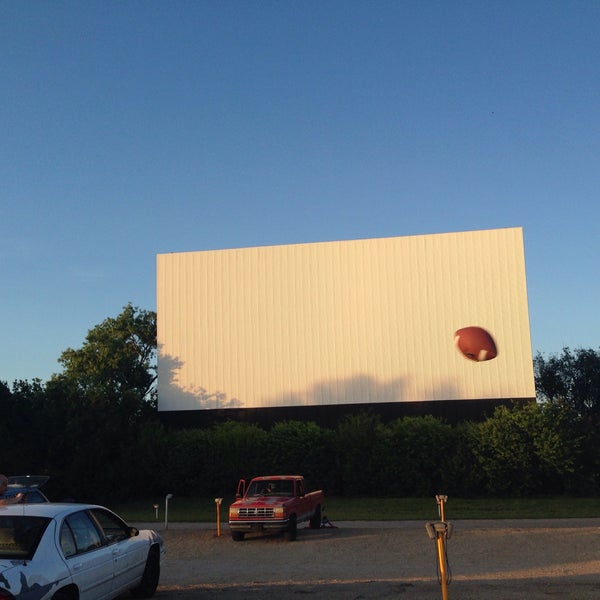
xmin=228 ymin=475 xmax=324 ymax=541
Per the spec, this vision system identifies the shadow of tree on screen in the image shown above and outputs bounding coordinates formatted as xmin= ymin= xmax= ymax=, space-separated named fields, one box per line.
xmin=264 ymin=373 xmax=407 ymax=407
xmin=157 ymin=339 xmax=463 ymax=412
xmin=157 ymin=348 xmax=241 ymax=409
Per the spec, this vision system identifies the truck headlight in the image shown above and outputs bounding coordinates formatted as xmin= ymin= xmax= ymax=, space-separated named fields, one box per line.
xmin=274 ymin=506 xmax=285 ymax=518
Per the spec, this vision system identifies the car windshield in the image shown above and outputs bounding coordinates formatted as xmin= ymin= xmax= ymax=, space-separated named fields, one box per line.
xmin=1 ymin=489 xmax=48 ymax=503
xmin=0 ymin=515 xmax=51 ymax=560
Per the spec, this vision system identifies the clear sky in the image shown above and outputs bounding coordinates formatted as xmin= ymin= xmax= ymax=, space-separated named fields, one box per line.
xmin=2 ymin=1 xmax=599 ymax=385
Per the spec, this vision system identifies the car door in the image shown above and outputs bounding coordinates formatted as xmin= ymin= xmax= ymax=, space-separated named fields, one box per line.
xmin=89 ymin=508 xmax=148 ymax=596
xmin=60 ymin=510 xmax=115 ymax=600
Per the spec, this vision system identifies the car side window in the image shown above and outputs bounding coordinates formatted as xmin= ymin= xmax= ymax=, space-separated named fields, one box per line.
xmin=89 ymin=509 xmax=129 ymax=543
xmin=60 ymin=526 xmax=77 ymax=557
xmin=62 ymin=511 xmax=102 ymax=554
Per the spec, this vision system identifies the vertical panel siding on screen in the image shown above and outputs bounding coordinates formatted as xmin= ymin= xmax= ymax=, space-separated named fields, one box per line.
xmin=157 ymin=227 xmax=535 ymax=411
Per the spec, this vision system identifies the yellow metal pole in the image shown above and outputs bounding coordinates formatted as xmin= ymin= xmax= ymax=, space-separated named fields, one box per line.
xmin=215 ymin=498 xmax=223 ymax=536
xmin=438 ymin=495 xmax=446 ymax=522
xmin=436 ymin=530 xmax=449 ymax=600
xmin=435 ymin=495 xmax=449 ymax=600
xmin=426 ymin=496 xmax=452 ymax=600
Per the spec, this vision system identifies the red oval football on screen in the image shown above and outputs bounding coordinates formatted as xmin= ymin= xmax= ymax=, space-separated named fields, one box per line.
xmin=454 ymin=326 xmax=498 ymax=361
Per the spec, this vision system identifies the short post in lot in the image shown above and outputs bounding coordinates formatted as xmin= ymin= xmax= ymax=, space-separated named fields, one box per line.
xmin=165 ymin=494 xmax=174 ymax=530
xmin=215 ymin=497 xmax=223 ymax=536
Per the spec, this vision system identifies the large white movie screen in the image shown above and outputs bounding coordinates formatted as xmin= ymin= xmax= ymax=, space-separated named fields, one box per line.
xmin=157 ymin=228 xmax=535 ymax=412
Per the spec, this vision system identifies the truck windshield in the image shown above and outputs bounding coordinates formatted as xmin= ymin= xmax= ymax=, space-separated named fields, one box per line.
xmin=247 ymin=480 xmax=294 ymax=497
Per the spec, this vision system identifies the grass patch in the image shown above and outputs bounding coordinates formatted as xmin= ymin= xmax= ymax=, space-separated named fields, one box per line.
xmin=112 ymin=495 xmax=600 ymax=524
xmin=325 ymin=496 xmax=600 ymax=520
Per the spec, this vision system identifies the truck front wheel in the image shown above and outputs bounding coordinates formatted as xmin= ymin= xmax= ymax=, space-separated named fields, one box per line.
xmin=285 ymin=516 xmax=297 ymax=541
xmin=231 ymin=531 xmax=245 ymax=542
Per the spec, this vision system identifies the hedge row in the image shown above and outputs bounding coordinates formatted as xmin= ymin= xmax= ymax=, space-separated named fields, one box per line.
xmin=6 ymin=394 xmax=597 ymax=503
xmin=118 ymin=401 xmax=598 ymax=503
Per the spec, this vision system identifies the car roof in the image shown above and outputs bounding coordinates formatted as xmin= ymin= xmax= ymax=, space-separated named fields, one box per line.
xmin=0 ymin=503 xmax=104 ymax=519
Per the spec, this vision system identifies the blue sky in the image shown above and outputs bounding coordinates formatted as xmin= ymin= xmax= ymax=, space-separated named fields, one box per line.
xmin=2 ymin=1 xmax=599 ymax=385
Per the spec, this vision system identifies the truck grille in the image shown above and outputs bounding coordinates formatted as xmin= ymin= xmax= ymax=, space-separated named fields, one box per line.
xmin=239 ymin=507 xmax=275 ymax=518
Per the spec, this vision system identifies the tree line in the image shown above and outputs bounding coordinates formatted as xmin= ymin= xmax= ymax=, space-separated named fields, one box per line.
xmin=1 ymin=305 xmax=599 ymax=503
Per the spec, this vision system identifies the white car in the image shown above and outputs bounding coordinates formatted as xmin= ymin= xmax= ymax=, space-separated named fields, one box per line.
xmin=0 ymin=503 xmax=164 ymax=600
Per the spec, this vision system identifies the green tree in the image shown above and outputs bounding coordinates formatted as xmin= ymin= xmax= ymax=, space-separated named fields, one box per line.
xmin=54 ymin=303 xmax=157 ymax=414
xmin=442 ymin=421 xmax=486 ymax=497
xmin=205 ymin=421 xmax=269 ymax=495
xmin=266 ymin=421 xmax=335 ymax=492
xmin=386 ymin=416 xmax=454 ymax=496
xmin=0 ymin=379 xmax=47 ymax=474
xmin=534 ymin=347 xmax=600 ymax=421
xmin=160 ymin=428 xmax=212 ymax=496
xmin=534 ymin=347 xmax=600 ymax=493
xmin=41 ymin=304 xmax=159 ymax=502
xmin=334 ymin=412 xmax=390 ymax=495
xmin=472 ymin=402 xmax=580 ymax=496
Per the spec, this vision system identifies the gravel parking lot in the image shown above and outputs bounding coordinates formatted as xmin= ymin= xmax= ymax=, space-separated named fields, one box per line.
xmin=137 ymin=517 xmax=600 ymax=599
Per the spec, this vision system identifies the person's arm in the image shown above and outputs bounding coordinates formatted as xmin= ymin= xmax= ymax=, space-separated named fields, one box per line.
xmin=0 ymin=492 xmax=24 ymax=505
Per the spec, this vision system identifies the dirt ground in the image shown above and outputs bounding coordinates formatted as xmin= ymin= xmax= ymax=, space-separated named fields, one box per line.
xmin=141 ymin=517 xmax=600 ymax=599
